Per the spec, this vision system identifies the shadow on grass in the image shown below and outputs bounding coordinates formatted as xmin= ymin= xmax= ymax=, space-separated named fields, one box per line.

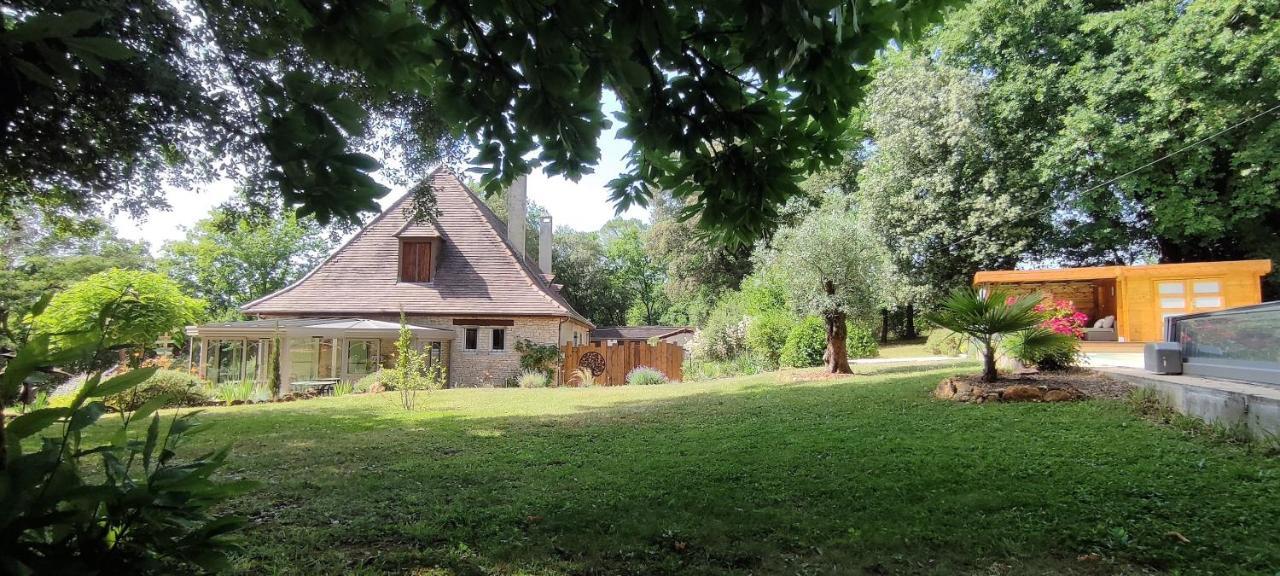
xmin=171 ymin=364 xmax=1280 ymax=576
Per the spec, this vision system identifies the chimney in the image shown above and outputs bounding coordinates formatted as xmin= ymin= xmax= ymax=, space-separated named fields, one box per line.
xmin=506 ymin=175 xmax=527 ymax=259
xmin=538 ymin=215 xmax=553 ymax=276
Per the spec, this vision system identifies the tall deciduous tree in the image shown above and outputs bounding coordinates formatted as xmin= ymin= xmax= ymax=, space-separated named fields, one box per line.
xmin=648 ymin=192 xmax=753 ymax=325
xmin=856 ymin=52 xmax=1051 ymax=296
xmin=2 ymin=0 xmax=953 ymax=243
xmin=602 ymin=220 xmax=668 ymax=325
xmin=551 ymin=229 xmax=629 ymax=327
xmin=933 ymin=0 xmax=1280 ymax=293
xmin=762 ymin=207 xmax=882 ymax=373
xmin=158 ymin=208 xmax=336 ymax=320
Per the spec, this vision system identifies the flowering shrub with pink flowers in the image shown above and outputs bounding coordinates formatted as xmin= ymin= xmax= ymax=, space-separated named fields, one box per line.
xmin=1034 ymin=299 xmax=1088 ymax=338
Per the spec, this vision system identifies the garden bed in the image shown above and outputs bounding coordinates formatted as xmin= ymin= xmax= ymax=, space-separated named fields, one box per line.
xmin=934 ymin=369 xmax=1134 ymax=403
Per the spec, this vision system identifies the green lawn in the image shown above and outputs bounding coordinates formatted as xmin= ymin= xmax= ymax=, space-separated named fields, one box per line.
xmin=145 ymin=365 xmax=1279 ymax=575
xmin=877 ymin=337 xmax=932 ymax=358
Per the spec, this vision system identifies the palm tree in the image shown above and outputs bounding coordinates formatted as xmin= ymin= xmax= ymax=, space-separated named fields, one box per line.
xmin=925 ymin=287 xmax=1043 ymax=382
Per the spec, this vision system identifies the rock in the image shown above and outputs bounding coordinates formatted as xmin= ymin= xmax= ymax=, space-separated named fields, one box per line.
xmin=934 ymin=379 xmax=959 ymax=400
xmin=1043 ymin=388 xmax=1080 ymax=402
xmin=1000 ymin=385 xmax=1044 ymax=402
xmin=984 ymin=392 xmax=1002 ymax=403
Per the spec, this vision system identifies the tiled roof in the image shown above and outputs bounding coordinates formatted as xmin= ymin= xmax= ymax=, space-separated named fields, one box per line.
xmin=186 ymin=317 xmax=455 ymax=339
xmin=589 ymin=326 xmax=693 ymax=340
xmin=394 ymin=219 xmax=440 ymax=237
xmin=241 ymin=169 xmax=590 ymax=325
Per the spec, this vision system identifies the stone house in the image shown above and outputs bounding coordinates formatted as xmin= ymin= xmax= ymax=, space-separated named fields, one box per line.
xmin=185 ymin=169 xmax=592 ymax=390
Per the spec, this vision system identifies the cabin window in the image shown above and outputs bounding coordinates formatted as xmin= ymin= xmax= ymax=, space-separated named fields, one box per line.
xmin=464 ymin=328 xmax=478 ymax=350
xmin=491 ymin=328 xmax=506 ymax=350
xmin=400 ymin=240 xmax=432 ymax=282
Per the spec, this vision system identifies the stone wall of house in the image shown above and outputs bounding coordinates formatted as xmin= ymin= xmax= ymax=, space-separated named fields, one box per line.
xmin=366 ymin=314 xmax=566 ymax=387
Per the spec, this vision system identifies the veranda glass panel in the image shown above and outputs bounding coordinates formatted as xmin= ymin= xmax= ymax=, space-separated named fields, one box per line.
xmin=214 ymin=340 xmax=243 ymax=384
xmin=318 ymin=339 xmax=334 ymax=379
xmin=288 ymin=337 xmax=317 ymax=382
xmin=346 ymin=340 xmax=378 ymax=376
xmin=244 ymin=340 xmax=262 ymax=383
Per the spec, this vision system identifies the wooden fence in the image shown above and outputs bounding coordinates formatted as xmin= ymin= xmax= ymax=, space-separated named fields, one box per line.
xmin=560 ymin=341 xmax=684 ymax=386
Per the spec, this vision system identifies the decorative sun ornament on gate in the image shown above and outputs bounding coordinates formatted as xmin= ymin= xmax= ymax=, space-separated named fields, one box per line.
xmin=579 ymin=351 xmax=606 ymax=376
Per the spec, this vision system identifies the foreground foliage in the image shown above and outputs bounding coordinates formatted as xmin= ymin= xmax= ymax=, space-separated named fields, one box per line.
xmin=5 ymin=0 xmax=954 ymax=243
xmin=88 ymin=365 xmax=1280 ymax=575
xmin=1 ymin=298 xmax=249 ymax=574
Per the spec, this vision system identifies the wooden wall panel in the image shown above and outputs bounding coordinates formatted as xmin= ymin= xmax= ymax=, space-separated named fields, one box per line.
xmin=560 ymin=341 xmax=684 ymax=386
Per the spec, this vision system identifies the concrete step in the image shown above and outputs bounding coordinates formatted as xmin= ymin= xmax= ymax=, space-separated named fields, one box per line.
xmin=1097 ymin=366 xmax=1280 ymax=439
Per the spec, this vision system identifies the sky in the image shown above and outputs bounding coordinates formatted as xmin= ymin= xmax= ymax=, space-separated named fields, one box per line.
xmin=110 ymin=93 xmax=647 ymax=253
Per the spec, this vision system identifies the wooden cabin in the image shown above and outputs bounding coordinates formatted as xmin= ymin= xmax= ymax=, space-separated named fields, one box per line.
xmin=974 ymin=260 xmax=1272 ymax=343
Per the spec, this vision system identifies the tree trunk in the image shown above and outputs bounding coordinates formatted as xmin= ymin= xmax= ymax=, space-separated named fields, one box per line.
xmin=981 ymin=340 xmax=998 ymax=382
xmin=824 ymin=312 xmax=851 ymax=373
xmin=0 ymin=402 xmax=6 ymax=471
xmin=880 ymin=308 xmax=889 ymax=343
xmin=820 ymin=280 xmax=852 ymax=374
xmin=904 ymin=302 xmax=917 ymax=339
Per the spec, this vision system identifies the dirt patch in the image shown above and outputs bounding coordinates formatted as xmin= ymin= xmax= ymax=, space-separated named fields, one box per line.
xmin=935 ymin=369 xmax=1134 ymax=403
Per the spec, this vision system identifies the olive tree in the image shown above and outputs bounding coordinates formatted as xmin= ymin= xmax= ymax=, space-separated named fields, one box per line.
xmin=762 ymin=207 xmax=883 ymax=373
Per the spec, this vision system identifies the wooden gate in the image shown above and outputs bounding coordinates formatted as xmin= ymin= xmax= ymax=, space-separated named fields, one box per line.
xmin=560 ymin=341 xmax=684 ymax=386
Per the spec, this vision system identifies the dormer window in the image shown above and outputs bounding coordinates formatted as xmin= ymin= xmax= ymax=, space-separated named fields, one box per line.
xmin=400 ymin=240 xmax=432 ymax=282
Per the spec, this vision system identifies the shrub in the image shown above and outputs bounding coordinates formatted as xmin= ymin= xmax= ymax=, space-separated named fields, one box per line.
xmin=925 ymin=328 xmax=968 ymax=356
xmin=846 ymin=323 xmax=879 ymax=359
xmin=1034 ymin=299 xmax=1088 ymax=337
xmin=568 ymin=367 xmax=596 ymax=387
xmin=1002 ymin=327 xmax=1082 ymax=371
xmin=780 ymin=317 xmax=827 ymax=367
xmin=683 ymin=354 xmax=769 ymax=381
xmin=208 ymin=380 xmax=261 ymax=405
xmin=745 ymin=310 xmax=793 ymax=369
xmin=105 ymin=368 xmax=210 ymax=411
xmin=332 ymin=381 xmax=355 ymax=396
xmin=692 ymin=295 xmax=748 ymax=361
xmin=354 ymin=370 xmax=393 ymax=392
xmin=391 ymin=313 xmax=447 ymax=410
xmin=518 ymin=370 xmax=550 ymax=388
xmin=515 ymin=339 xmax=562 ymax=380
xmin=626 ymin=366 xmax=667 ymax=386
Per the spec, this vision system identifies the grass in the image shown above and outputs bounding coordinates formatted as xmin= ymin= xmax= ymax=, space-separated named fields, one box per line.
xmin=877 ymin=336 xmax=932 ymax=358
xmin=98 ymin=364 xmax=1280 ymax=575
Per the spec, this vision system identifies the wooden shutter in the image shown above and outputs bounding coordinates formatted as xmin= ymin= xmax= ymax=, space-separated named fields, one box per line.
xmin=401 ymin=240 xmax=432 ymax=282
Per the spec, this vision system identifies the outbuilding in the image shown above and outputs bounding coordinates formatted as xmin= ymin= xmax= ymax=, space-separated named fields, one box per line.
xmin=973 ymin=260 xmax=1272 ymax=343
